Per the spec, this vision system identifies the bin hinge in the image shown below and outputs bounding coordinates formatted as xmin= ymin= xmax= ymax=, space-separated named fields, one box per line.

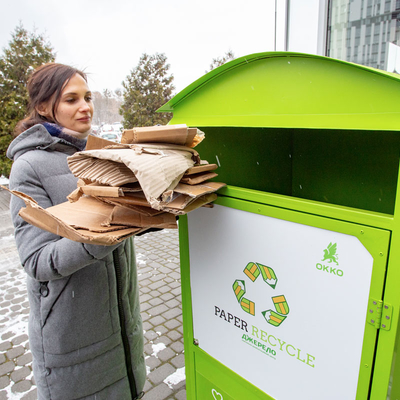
xmin=367 ymin=298 xmax=392 ymax=331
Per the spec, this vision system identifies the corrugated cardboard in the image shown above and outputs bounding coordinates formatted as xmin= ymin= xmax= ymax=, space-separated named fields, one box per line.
xmin=162 ymin=193 xmax=218 ymax=215
xmin=67 ymin=144 xmax=200 ymax=209
xmin=184 ymin=164 xmax=218 ymax=175
xmin=105 ymin=206 xmax=177 ymax=229
xmin=180 ymin=171 xmax=218 ymax=185
xmin=2 ymin=187 xmax=143 ymax=245
xmin=121 ymin=124 xmax=201 ymax=147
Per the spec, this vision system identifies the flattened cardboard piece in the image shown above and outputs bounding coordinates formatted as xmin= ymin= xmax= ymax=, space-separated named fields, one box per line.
xmin=161 ymin=181 xmax=225 ymax=210
xmin=171 ymin=181 xmax=226 ymax=198
xmin=86 ymin=134 xmax=116 ymax=150
xmin=180 ymin=171 xmax=218 ymax=185
xmin=99 ymin=192 xmax=150 ymax=206
xmin=185 ymin=164 xmax=218 ymax=175
xmin=106 ymin=207 xmax=177 ymax=229
xmin=68 ymin=185 xmax=123 ymax=202
xmin=95 ymin=197 xmax=162 ymax=217
xmin=68 ymin=155 xmax=137 ymax=187
xmin=46 ymin=196 xmax=127 ymax=232
xmin=163 ymin=193 xmax=218 ymax=215
xmin=120 ymin=124 xmax=204 ymax=148
xmin=2 ymin=187 xmax=140 ymax=245
xmin=122 ymin=124 xmax=191 ymax=145
xmin=67 ymin=145 xmax=198 ymax=208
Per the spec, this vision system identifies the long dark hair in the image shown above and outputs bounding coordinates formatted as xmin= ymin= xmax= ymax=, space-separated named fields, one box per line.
xmin=14 ymin=63 xmax=88 ymax=137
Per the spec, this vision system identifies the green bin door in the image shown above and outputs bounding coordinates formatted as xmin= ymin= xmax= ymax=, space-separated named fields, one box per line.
xmin=186 ymin=197 xmax=389 ymax=400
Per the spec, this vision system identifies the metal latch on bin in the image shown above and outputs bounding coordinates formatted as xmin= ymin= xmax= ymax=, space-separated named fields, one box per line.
xmin=367 ymin=298 xmax=392 ymax=331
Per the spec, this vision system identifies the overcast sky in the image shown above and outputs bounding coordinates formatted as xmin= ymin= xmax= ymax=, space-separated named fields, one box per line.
xmin=0 ymin=0 xmax=277 ymax=95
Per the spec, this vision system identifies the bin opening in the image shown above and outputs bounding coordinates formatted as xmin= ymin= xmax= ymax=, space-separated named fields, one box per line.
xmin=195 ymin=127 xmax=400 ymax=215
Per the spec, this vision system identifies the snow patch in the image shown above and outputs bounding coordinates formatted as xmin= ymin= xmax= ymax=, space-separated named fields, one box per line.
xmin=151 ymin=342 xmax=166 ymax=358
xmin=163 ymin=367 xmax=185 ymax=389
xmin=0 ymin=175 xmax=9 ymax=185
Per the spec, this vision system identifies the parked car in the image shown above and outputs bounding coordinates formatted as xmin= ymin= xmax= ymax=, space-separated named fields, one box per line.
xmin=100 ymin=132 xmax=119 ymax=142
xmin=100 ymin=124 xmax=114 ymax=133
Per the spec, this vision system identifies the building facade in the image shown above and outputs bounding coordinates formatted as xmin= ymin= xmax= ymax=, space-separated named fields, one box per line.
xmin=281 ymin=0 xmax=400 ymax=72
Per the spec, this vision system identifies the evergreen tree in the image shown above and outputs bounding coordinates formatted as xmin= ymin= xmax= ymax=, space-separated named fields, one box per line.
xmin=206 ymin=50 xmax=235 ymax=73
xmin=120 ymin=53 xmax=174 ymax=128
xmin=0 ymin=24 xmax=55 ymax=177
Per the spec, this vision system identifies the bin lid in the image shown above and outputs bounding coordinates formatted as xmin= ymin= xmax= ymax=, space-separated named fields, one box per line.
xmin=158 ymin=52 xmax=400 ymax=131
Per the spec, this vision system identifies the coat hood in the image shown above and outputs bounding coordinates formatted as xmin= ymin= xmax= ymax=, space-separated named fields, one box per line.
xmin=7 ymin=124 xmax=83 ymax=162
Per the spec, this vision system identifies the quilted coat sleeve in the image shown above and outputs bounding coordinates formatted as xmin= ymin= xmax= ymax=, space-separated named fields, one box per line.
xmin=9 ymin=152 xmax=122 ymax=282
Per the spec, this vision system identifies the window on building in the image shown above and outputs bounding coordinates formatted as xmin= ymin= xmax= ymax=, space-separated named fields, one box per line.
xmin=327 ymin=0 xmax=400 ymax=71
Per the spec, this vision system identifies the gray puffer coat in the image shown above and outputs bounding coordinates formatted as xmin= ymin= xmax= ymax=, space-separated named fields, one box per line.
xmin=7 ymin=125 xmax=146 ymax=400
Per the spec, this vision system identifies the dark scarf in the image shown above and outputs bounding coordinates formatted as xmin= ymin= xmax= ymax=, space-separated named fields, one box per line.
xmin=42 ymin=122 xmax=87 ymax=151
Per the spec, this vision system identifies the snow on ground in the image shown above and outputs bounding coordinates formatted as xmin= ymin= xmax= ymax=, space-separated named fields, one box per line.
xmin=0 ymin=176 xmax=9 ymax=186
xmin=164 ymin=367 xmax=185 ymax=389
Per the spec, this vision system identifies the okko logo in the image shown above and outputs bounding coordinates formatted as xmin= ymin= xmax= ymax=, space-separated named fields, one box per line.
xmin=316 ymin=242 xmax=344 ymax=277
xmin=232 ymin=262 xmax=290 ymax=327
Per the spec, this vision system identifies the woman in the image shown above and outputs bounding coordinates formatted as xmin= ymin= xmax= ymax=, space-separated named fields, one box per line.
xmin=7 ymin=63 xmax=146 ymax=400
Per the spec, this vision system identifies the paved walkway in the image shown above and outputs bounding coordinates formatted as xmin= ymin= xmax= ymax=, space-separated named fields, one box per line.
xmin=0 ymin=188 xmax=186 ymax=400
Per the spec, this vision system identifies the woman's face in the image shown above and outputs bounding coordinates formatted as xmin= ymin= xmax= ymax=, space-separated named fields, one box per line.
xmin=55 ymin=73 xmax=94 ymax=135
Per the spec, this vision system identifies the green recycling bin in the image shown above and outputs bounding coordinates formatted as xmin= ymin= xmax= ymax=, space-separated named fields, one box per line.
xmin=158 ymin=52 xmax=400 ymax=400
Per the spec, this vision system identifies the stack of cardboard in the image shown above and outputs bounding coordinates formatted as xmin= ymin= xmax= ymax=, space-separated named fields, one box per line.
xmin=5 ymin=125 xmax=225 ymax=245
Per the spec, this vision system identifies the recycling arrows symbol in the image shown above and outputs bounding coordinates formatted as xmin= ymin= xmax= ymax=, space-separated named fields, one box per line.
xmin=233 ymin=262 xmax=290 ymax=327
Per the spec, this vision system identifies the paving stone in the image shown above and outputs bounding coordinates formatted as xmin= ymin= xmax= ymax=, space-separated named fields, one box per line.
xmin=157 ymin=347 xmax=176 ymax=362
xmin=11 ymin=379 xmax=32 ymax=393
xmin=175 ymin=389 xmax=187 ymax=400
xmin=21 ymin=388 xmax=38 ymax=400
xmin=152 ymin=325 xmax=168 ymax=336
xmin=170 ymin=341 xmax=185 ymax=354
xmin=0 ymin=355 xmax=5 ymax=365
xmin=148 ymin=304 xmax=168 ymax=317
xmin=143 ymin=379 xmax=153 ymax=393
xmin=163 ymin=309 xmax=182 ymax=320
xmin=171 ymin=354 xmax=185 ymax=369
xmin=141 ymin=303 xmax=152 ymax=312
xmin=155 ymin=333 xmax=173 ymax=344
xmin=11 ymin=366 xmax=31 ymax=382
xmin=143 ymin=382 xmax=173 ymax=400
xmin=157 ymin=285 xmax=171 ymax=294
xmin=140 ymin=293 xmax=152 ymax=303
xmin=167 ymin=331 xmax=182 ymax=341
xmin=147 ymin=363 xmax=176 ymax=385
xmin=145 ymin=355 xmax=161 ymax=371
xmin=150 ymin=274 xmax=166 ymax=283
xmin=6 ymin=345 xmax=25 ymax=360
xmin=145 ymin=331 xmax=159 ymax=341
xmin=149 ymin=298 xmax=163 ymax=306
xmin=0 ymin=361 xmax=15 ymax=376
xmin=149 ymin=316 xmax=166 ymax=326
xmin=1 ymin=332 xmax=13 ymax=341
xmin=16 ymin=353 xmax=32 ymax=366
xmin=142 ymin=321 xmax=152 ymax=331
xmin=165 ymin=299 xmax=180 ymax=308
xmin=0 ymin=390 xmax=7 ymax=400
xmin=0 ymin=376 xmax=9 ymax=389
xmin=149 ymin=281 xmax=165 ymax=290
xmin=12 ymin=335 xmax=28 ymax=346
xmin=164 ymin=319 xmax=181 ymax=330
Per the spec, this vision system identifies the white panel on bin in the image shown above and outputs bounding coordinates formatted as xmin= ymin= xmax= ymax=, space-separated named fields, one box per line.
xmin=188 ymin=204 xmax=373 ymax=400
